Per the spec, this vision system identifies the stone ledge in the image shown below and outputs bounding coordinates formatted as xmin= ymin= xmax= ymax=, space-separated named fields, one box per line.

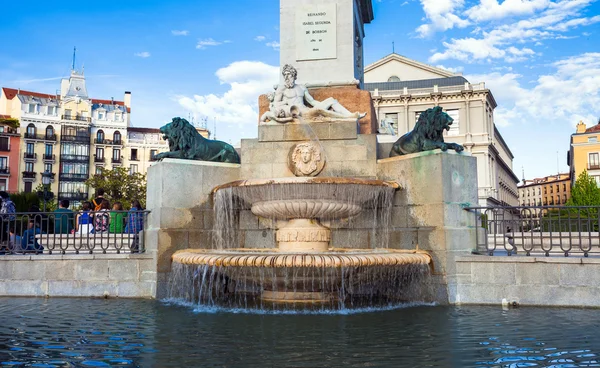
xmin=258 ymin=120 xmax=358 ymax=142
xmin=0 ymin=254 xmax=153 ymax=261
xmin=456 ymin=255 xmax=600 ymax=264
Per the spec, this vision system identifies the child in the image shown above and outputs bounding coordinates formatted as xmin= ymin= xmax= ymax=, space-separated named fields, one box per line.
xmin=109 ymin=202 xmax=125 ymax=233
xmin=76 ymin=201 xmax=94 ymax=234
xmin=22 ymin=220 xmax=43 ymax=254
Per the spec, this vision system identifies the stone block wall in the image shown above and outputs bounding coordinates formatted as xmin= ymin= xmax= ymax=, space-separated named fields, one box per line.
xmin=0 ymin=254 xmax=155 ymax=297
xmin=455 ymin=255 xmax=600 ymax=307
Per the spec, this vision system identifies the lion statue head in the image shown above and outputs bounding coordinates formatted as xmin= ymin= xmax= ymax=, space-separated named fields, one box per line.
xmin=414 ymin=106 xmax=454 ymax=142
xmin=159 ymin=117 xmax=198 ymax=153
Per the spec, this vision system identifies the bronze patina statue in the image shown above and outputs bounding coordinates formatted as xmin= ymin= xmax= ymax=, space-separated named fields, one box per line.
xmin=390 ymin=106 xmax=464 ymax=156
xmin=154 ymin=117 xmax=240 ymax=163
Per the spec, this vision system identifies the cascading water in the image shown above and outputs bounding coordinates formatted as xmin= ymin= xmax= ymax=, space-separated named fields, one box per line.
xmin=167 ymin=177 xmax=433 ymax=312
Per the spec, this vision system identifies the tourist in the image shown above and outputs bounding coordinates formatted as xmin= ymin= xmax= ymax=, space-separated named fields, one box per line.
xmin=125 ymin=200 xmax=144 ymax=234
xmin=76 ymin=201 xmax=94 ymax=234
xmin=21 ymin=219 xmax=43 ymax=254
xmin=8 ymin=226 xmax=21 ymax=253
xmin=92 ymin=189 xmax=105 ymax=211
xmin=93 ymin=199 xmax=111 ymax=234
xmin=109 ymin=202 xmax=125 ymax=233
xmin=54 ymin=200 xmax=74 ymax=234
xmin=0 ymin=191 xmax=16 ymax=245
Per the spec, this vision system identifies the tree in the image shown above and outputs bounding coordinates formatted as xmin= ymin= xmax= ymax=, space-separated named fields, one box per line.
xmin=85 ymin=167 xmax=147 ymax=209
xmin=568 ymin=170 xmax=600 ymax=206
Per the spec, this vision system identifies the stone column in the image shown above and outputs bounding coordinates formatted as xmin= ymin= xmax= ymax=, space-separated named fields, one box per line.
xmin=377 ymin=150 xmax=478 ymax=304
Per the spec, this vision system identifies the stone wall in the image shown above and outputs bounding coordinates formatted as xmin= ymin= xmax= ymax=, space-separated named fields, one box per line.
xmin=455 ymin=255 xmax=600 ymax=307
xmin=0 ymin=254 xmax=155 ymax=297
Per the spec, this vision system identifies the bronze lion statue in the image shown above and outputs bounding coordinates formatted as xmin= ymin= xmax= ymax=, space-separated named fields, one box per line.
xmin=154 ymin=117 xmax=240 ymax=163
xmin=389 ymin=106 xmax=464 ymax=156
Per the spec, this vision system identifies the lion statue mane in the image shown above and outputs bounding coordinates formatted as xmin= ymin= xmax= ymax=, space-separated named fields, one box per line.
xmin=154 ymin=117 xmax=240 ymax=163
xmin=389 ymin=106 xmax=464 ymax=157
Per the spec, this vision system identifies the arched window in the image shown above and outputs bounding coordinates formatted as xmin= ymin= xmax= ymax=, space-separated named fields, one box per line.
xmin=45 ymin=125 xmax=54 ymax=139
xmin=26 ymin=123 xmax=36 ymax=138
xmin=113 ymin=131 xmax=121 ymax=144
xmin=387 ymin=75 xmax=401 ymax=82
xmin=96 ymin=130 xmax=105 ymax=144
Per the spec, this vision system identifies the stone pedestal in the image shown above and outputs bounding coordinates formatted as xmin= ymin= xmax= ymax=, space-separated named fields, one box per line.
xmin=377 ymin=150 xmax=478 ymax=304
xmin=145 ymin=159 xmax=240 ymax=298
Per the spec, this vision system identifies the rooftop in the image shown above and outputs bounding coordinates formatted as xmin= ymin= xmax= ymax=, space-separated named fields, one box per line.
xmin=364 ymin=76 xmax=470 ymax=92
xmin=2 ymin=87 xmax=57 ymax=100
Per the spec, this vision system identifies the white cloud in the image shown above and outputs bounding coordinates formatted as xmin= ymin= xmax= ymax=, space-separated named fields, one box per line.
xmin=416 ymin=0 xmax=469 ymax=38
xmin=266 ymin=41 xmax=280 ymax=50
xmin=466 ymin=52 xmax=600 ymax=127
xmin=177 ymin=61 xmax=279 ymax=126
xmin=171 ymin=30 xmax=189 ymax=36
xmin=547 ymin=15 xmax=600 ymax=31
xmin=435 ymin=64 xmax=464 ymax=73
xmin=254 ymin=35 xmax=266 ymax=41
xmin=466 ymin=0 xmax=550 ymax=22
xmin=134 ymin=52 xmax=151 ymax=58
xmin=196 ymin=38 xmax=230 ymax=49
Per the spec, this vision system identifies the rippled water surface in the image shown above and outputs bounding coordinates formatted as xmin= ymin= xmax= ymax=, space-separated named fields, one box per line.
xmin=1 ymin=298 xmax=600 ymax=367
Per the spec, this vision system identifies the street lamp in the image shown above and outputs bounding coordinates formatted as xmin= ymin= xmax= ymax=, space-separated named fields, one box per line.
xmin=41 ymin=170 xmax=52 ymax=212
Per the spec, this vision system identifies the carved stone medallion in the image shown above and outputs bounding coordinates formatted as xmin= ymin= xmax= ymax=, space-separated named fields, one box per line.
xmin=288 ymin=142 xmax=325 ymax=177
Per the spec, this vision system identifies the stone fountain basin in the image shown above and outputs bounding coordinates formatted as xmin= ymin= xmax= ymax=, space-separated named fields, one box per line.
xmin=212 ymin=177 xmax=400 ymax=220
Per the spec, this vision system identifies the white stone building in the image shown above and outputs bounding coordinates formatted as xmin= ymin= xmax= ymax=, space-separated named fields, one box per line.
xmin=364 ymin=53 xmax=519 ymax=207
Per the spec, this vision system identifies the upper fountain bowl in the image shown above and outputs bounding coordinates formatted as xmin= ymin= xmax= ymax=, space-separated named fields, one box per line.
xmin=213 ymin=177 xmax=400 ymax=221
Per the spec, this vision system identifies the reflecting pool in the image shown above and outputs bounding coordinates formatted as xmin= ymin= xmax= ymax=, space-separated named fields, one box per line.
xmin=1 ymin=297 xmax=600 ymax=367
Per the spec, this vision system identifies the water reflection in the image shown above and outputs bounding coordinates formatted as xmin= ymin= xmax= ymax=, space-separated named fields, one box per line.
xmin=1 ymin=298 xmax=600 ymax=367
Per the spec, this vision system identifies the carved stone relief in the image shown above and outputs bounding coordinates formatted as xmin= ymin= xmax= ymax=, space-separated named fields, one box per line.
xmin=288 ymin=142 xmax=325 ymax=176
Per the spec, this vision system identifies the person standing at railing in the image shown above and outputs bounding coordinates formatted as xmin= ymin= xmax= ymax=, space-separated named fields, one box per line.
xmin=22 ymin=219 xmax=43 ymax=254
xmin=125 ymin=200 xmax=144 ymax=253
xmin=76 ymin=202 xmax=94 ymax=234
xmin=109 ymin=202 xmax=125 ymax=233
xmin=93 ymin=200 xmax=111 ymax=234
xmin=54 ymin=200 xmax=74 ymax=234
xmin=0 ymin=191 xmax=16 ymax=246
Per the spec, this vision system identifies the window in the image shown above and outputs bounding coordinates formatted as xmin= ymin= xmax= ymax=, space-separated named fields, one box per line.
xmin=387 ymin=76 xmax=401 ymax=82
xmin=24 ymin=182 xmax=32 ymax=193
xmin=95 ymin=148 xmax=104 ymax=159
xmin=28 ymin=104 xmax=36 ymax=114
xmin=96 ymin=167 xmax=102 ymax=175
xmin=383 ymin=113 xmax=398 ymax=134
xmin=131 ymin=148 xmax=138 ymax=161
xmin=593 ymin=176 xmax=600 ymax=187
xmin=96 ymin=130 xmax=104 ymax=143
xmin=46 ymin=125 xmax=54 ymax=138
xmin=114 ymin=131 xmax=121 ymax=144
xmin=64 ymin=109 xmax=72 ymax=119
xmin=589 ymin=153 xmax=599 ymax=169
xmin=129 ymin=164 xmax=138 ymax=174
xmin=26 ymin=124 xmax=36 ymax=137
xmin=538 ymin=188 xmax=541 ymax=195
xmin=0 ymin=157 xmax=7 ymax=169
xmin=556 ymin=184 xmax=559 ymax=192
xmin=114 ymin=113 xmax=121 ymax=121
xmin=563 ymin=183 xmax=566 ymax=191
xmin=446 ymin=109 xmax=460 ymax=136
xmin=26 ymin=143 xmax=34 ymax=155
xmin=45 ymin=144 xmax=53 ymax=156
xmin=550 ymin=186 xmax=553 ymax=193
xmin=150 ymin=149 xmax=157 ymax=160
xmin=556 ymin=196 xmax=560 ymax=204
xmin=113 ymin=149 xmax=120 ymax=160
xmin=0 ymin=179 xmax=6 ymax=192
xmin=25 ymin=162 xmax=34 ymax=172
xmin=563 ymin=194 xmax=567 ymax=203
xmin=44 ymin=163 xmax=52 ymax=173
xmin=98 ymin=111 xmax=104 ymax=120
xmin=47 ymin=106 xmax=55 ymax=115
xmin=589 ymin=137 xmax=598 ymax=143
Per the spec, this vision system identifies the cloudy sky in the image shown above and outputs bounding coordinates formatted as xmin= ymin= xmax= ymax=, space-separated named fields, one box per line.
xmin=0 ymin=0 xmax=599 ymax=179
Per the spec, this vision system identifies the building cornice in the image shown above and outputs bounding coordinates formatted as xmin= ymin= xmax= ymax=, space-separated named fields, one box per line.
xmin=364 ymin=53 xmax=456 ymax=77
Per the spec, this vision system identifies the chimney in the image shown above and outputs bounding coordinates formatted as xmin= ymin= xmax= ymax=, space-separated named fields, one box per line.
xmin=111 ymin=97 xmax=114 ymax=105
xmin=576 ymin=120 xmax=587 ymax=134
xmin=60 ymin=78 xmax=69 ymax=98
xmin=124 ymin=91 xmax=131 ymax=110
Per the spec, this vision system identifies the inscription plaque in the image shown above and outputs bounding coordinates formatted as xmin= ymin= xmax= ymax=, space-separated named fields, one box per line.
xmin=295 ymin=4 xmax=337 ymax=61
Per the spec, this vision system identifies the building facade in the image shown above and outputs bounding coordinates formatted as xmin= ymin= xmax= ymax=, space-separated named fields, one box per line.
xmin=518 ymin=173 xmax=571 ymax=207
xmin=568 ymin=120 xmax=600 ymax=186
xmin=364 ymin=53 xmax=519 ymax=207
xmin=0 ymin=67 xmax=207 ymax=204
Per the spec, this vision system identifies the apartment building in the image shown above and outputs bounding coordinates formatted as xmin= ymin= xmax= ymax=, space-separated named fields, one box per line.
xmin=518 ymin=173 xmax=571 ymax=206
xmin=364 ymin=53 xmax=519 ymax=207
xmin=569 ymin=120 xmax=600 ymax=186
xmin=0 ymin=115 xmax=21 ymax=192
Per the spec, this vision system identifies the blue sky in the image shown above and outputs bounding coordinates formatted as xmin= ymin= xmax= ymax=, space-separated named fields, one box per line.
xmin=0 ymin=0 xmax=599 ymax=179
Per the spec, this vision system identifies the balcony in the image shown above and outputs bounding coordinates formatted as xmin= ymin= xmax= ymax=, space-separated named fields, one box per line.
xmin=43 ymin=154 xmax=56 ymax=162
xmin=94 ymin=155 xmax=105 ymax=164
xmin=24 ymin=133 xmax=57 ymax=141
xmin=0 ymin=127 xmax=19 ymax=137
xmin=0 ymin=145 xmax=10 ymax=152
xmin=589 ymin=164 xmax=600 ymax=170
xmin=62 ymin=115 xmax=91 ymax=123
xmin=95 ymin=139 xmax=123 ymax=146
xmin=61 ymin=135 xmax=90 ymax=143
xmin=22 ymin=171 xmax=36 ymax=180
xmin=61 ymin=154 xmax=89 ymax=162
xmin=59 ymin=173 xmax=89 ymax=181
xmin=58 ymin=192 xmax=88 ymax=201
xmin=0 ymin=167 xmax=9 ymax=175
xmin=129 ymin=156 xmax=139 ymax=161
xmin=23 ymin=152 xmax=37 ymax=161
xmin=112 ymin=157 xmax=122 ymax=164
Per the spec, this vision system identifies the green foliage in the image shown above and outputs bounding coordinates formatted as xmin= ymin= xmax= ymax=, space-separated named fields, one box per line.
xmin=10 ymin=192 xmax=40 ymax=212
xmin=567 ymin=170 xmax=600 ymax=206
xmin=0 ymin=117 xmax=19 ymax=128
xmin=34 ymin=184 xmax=58 ymax=211
xmin=85 ymin=167 xmax=147 ymax=209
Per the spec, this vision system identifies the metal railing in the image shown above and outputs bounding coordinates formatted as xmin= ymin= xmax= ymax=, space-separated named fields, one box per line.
xmin=43 ymin=154 xmax=56 ymax=161
xmin=0 ymin=210 xmax=149 ymax=255
xmin=24 ymin=152 xmax=37 ymax=160
xmin=95 ymin=139 xmax=122 ymax=145
xmin=24 ymin=133 xmax=57 ymax=141
xmin=59 ymin=173 xmax=89 ymax=181
xmin=22 ymin=171 xmax=36 ymax=179
xmin=61 ymin=154 xmax=89 ymax=162
xmin=62 ymin=115 xmax=91 ymax=123
xmin=0 ymin=167 xmax=9 ymax=175
xmin=464 ymin=205 xmax=600 ymax=257
xmin=60 ymin=135 xmax=90 ymax=143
